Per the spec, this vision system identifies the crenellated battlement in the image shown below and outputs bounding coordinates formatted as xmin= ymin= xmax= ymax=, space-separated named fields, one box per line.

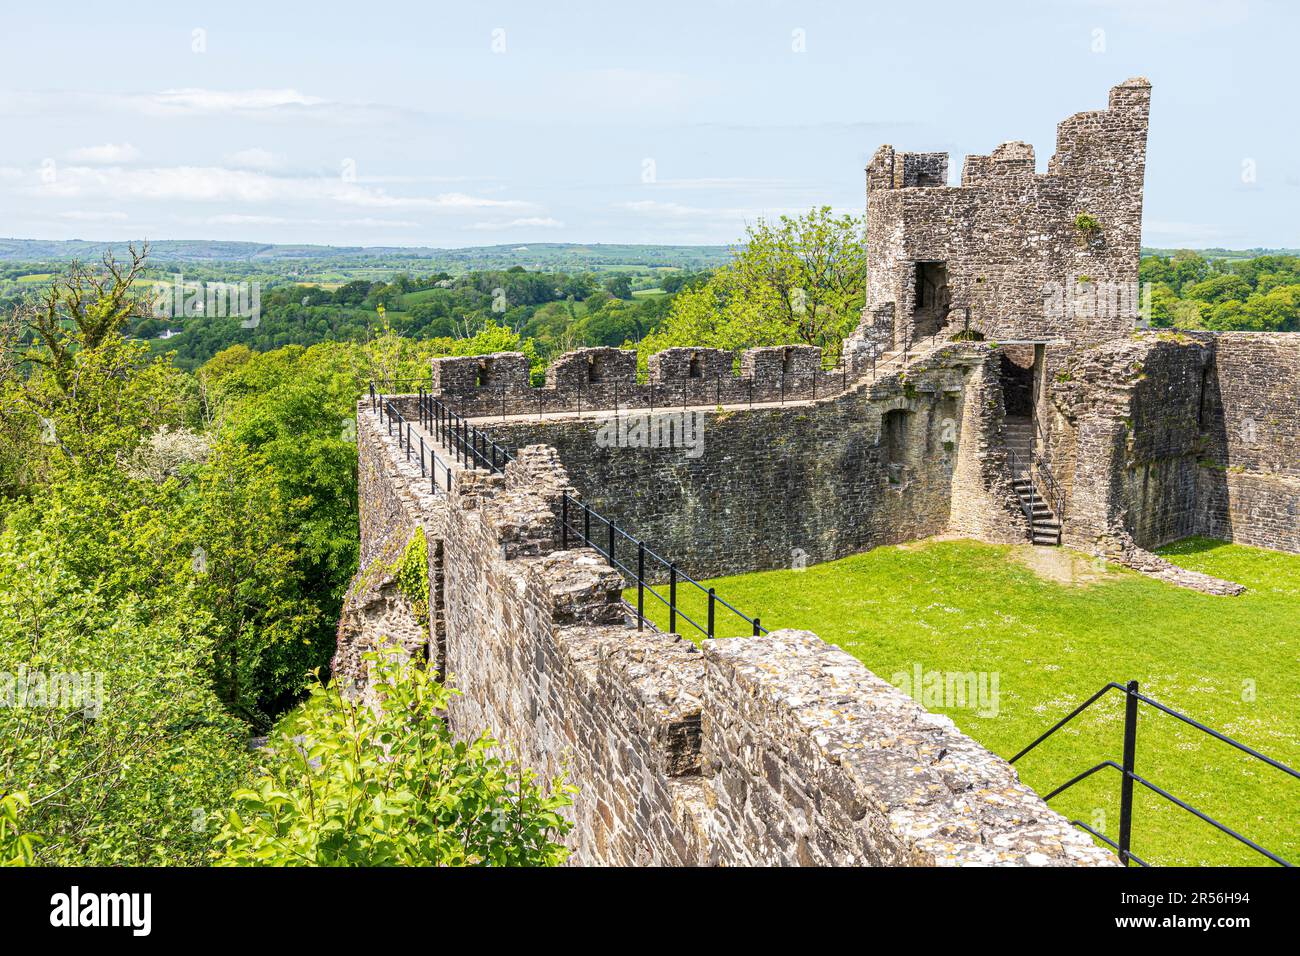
xmin=431 ymin=342 xmax=867 ymax=418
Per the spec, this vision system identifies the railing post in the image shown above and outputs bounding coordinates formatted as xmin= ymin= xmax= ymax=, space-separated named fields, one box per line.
xmin=637 ymin=542 xmax=645 ymax=631
xmin=1118 ymin=679 xmax=1140 ymax=866
xmin=583 ymin=503 xmax=591 ymax=545
xmin=608 ymin=519 xmax=616 ymax=568
xmin=669 ymin=563 xmax=677 ymax=634
xmin=752 ymin=616 xmax=760 ymax=636
xmin=707 ymin=588 xmax=715 ymax=638
xmin=561 ymin=495 xmax=569 ymax=550
xmin=419 ymin=436 xmax=425 ymax=476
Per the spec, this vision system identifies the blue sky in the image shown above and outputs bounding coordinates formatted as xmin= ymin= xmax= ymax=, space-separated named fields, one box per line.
xmin=0 ymin=0 xmax=1293 ymax=248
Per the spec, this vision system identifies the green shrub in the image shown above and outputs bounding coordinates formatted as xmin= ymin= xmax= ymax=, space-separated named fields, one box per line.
xmin=391 ymin=532 xmax=430 ymax=628
xmin=1074 ymin=213 xmax=1102 ymax=234
xmin=215 ymin=648 xmax=574 ymax=866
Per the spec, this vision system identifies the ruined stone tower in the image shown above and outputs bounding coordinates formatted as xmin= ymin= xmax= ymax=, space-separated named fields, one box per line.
xmin=864 ymin=77 xmax=1152 ymax=347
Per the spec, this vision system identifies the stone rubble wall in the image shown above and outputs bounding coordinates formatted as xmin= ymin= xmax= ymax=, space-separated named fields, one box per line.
xmin=340 ymin=406 xmax=1115 ymax=866
xmin=335 ymin=405 xmax=447 ymax=687
xmin=703 ymin=631 xmax=1115 ymax=866
xmin=1042 ymin=330 xmax=1298 ymax=593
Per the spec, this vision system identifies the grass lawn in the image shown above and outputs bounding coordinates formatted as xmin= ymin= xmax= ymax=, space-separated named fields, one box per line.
xmin=628 ymin=536 xmax=1299 ymax=866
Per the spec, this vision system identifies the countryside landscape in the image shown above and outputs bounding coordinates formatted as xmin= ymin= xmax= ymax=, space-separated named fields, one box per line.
xmin=0 ymin=1 xmax=1295 ymax=935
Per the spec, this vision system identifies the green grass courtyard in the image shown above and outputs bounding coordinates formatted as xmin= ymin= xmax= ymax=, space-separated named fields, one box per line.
xmin=630 ymin=536 xmax=1299 ymax=866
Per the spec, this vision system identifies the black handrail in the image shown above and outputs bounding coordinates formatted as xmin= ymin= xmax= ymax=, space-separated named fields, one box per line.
xmin=377 ymin=382 xmax=770 ymax=641
xmin=1032 ymin=418 xmax=1066 ymax=533
xmin=558 ymin=491 xmax=767 ymax=641
xmin=368 ymin=383 xmax=455 ymax=495
xmin=1011 ymin=680 xmax=1297 ymax=866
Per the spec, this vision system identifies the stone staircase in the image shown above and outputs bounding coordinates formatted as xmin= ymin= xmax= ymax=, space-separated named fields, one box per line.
xmin=1005 ymin=415 xmax=1062 ymax=546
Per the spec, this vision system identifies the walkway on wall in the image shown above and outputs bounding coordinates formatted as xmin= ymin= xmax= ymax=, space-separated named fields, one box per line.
xmin=364 ymin=332 xmax=959 ymax=642
xmin=366 ymin=383 xmax=773 ymax=640
xmin=449 ymin=336 xmax=950 ymax=426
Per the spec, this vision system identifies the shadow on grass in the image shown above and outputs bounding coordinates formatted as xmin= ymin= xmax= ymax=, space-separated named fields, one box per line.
xmin=1156 ymin=534 xmax=1234 ymax=558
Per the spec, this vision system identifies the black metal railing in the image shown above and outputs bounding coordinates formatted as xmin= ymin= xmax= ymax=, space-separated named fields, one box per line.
xmin=416 ymin=386 xmax=516 ymax=472
xmin=1008 ymin=443 xmax=1064 ymax=546
xmin=1033 ymin=418 xmax=1066 ymax=530
xmin=377 ymin=382 xmax=769 ymax=641
xmin=1008 ymin=447 xmax=1042 ymax=540
xmin=368 ymin=382 xmax=455 ymax=495
xmin=1011 ymin=680 xmax=1298 ymax=867
xmin=557 ymin=491 xmax=766 ymax=640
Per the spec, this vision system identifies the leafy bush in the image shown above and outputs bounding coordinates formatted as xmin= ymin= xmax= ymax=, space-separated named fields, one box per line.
xmin=391 ymin=532 xmax=430 ymax=629
xmin=1074 ymin=213 xmax=1102 ymax=234
xmin=0 ymin=530 xmax=250 ymax=865
xmin=0 ymin=792 xmax=38 ymax=866
xmin=215 ymin=648 xmax=573 ymax=866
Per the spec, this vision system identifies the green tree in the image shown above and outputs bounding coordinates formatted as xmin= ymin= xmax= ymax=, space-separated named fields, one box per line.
xmin=15 ymin=245 xmax=151 ymax=396
xmin=215 ymin=648 xmax=573 ymax=866
xmin=640 ymin=206 xmax=868 ymax=363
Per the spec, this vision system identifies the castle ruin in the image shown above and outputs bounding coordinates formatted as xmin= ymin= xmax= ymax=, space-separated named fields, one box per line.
xmin=337 ymin=79 xmax=1298 ymax=866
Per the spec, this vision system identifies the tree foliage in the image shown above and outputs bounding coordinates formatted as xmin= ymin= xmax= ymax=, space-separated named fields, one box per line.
xmin=216 ymin=649 xmax=573 ymax=866
xmin=640 ymin=206 xmax=868 ymax=364
xmin=1139 ymin=252 xmax=1300 ymax=332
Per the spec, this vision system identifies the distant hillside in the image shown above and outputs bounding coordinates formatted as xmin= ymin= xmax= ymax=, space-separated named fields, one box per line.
xmin=1141 ymin=246 xmax=1300 ymax=260
xmin=0 ymin=238 xmax=735 ymax=273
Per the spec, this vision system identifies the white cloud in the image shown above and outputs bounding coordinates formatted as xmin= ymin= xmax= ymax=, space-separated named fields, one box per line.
xmin=141 ymin=88 xmax=326 ymax=115
xmin=67 ymin=143 xmax=139 ymax=163
xmin=619 ymin=199 xmax=779 ymax=219
xmin=470 ymin=217 xmax=565 ymax=231
xmin=644 ymin=177 xmax=800 ymax=190
xmin=24 ymin=164 xmax=537 ymax=213
xmin=0 ymin=88 xmax=393 ymax=124
xmin=206 ymin=213 xmax=420 ymax=229
xmin=58 ymin=210 xmax=129 ymax=221
xmin=224 ymin=148 xmax=284 ymax=171
xmin=207 ymin=213 xmax=289 ymax=226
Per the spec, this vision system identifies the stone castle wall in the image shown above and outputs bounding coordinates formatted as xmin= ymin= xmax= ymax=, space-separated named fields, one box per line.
xmin=340 ymin=405 xmax=1114 ymax=867
xmin=1030 ymin=331 xmax=1297 ymax=594
xmin=474 ymin=345 xmax=1027 ymax=579
xmin=1196 ymin=333 xmax=1300 ymax=553
xmin=864 ymin=78 xmax=1151 ymax=347
xmin=429 ymin=344 xmax=871 ymax=420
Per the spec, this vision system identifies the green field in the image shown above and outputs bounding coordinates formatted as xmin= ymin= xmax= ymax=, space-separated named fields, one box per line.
xmin=630 ymin=536 xmax=1299 ymax=866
